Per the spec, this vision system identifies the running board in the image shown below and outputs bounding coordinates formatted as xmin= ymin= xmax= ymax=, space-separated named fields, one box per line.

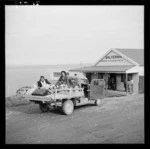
xmin=75 ymin=98 xmax=94 ymax=106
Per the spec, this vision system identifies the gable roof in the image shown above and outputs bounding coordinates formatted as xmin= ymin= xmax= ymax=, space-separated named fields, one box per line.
xmin=115 ymin=48 xmax=144 ymax=66
xmin=94 ymin=48 xmax=144 ymax=66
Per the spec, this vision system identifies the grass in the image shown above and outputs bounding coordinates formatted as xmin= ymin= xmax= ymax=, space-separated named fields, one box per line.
xmin=6 ymin=95 xmax=30 ymax=107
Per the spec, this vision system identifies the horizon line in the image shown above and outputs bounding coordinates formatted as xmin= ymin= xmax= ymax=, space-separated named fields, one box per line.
xmin=6 ymin=62 xmax=94 ymax=67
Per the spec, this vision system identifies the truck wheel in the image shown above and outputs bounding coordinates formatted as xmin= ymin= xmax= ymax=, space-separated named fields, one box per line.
xmin=39 ymin=103 xmax=49 ymax=112
xmin=62 ymin=100 xmax=74 ymax=115
xmin=95 ymin=99 xmax=101 ymax=106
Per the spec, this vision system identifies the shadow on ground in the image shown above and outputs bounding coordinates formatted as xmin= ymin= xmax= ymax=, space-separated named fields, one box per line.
xmin=7 ymin=102 xmax=105 ymax=116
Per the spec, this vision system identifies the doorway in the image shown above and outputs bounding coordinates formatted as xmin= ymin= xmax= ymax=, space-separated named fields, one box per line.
xmin=108 ymin=73 xmax=116 ymax=90
xmin=86 ymin=73 xmax=92 ymax=83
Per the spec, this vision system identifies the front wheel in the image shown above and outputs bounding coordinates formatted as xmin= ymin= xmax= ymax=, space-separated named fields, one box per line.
xmin=95 ymin=99 xmax=101 ymax=106
xmin=39 ymin=103 xmax=50 ymax=112
xmin=62 ymin=100 xmax=74 ymax=115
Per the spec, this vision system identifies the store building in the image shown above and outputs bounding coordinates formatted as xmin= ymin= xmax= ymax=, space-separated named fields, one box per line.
xmin=69 ymin=48 xmax=144 ymax=94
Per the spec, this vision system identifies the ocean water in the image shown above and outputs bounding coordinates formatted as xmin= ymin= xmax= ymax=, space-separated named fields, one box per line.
xmin=5 ymin=64 xmax=91 ymax=97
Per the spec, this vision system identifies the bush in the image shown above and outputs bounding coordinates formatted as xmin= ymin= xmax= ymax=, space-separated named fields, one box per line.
xmin=6 ymin=95 xmax=30 ymax=107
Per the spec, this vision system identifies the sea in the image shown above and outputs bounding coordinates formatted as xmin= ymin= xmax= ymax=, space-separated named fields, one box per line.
xmin=6 ymin=64 xmax=91 ymax=97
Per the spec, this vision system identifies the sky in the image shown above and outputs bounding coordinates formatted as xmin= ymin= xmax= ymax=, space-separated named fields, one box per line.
xmin=6 ymin=5 xmax=144 ymax=66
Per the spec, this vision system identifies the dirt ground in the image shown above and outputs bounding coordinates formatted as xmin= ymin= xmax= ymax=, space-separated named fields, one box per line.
xmin=6 ymin=94 xmax=144 ymax=144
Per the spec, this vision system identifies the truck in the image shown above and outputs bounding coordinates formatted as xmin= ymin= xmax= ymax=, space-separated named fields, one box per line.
xmin=25 ymin=79 xmax=105 ymax=115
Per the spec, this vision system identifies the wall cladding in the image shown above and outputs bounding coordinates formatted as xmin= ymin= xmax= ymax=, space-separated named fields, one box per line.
xmin=132 ymin=73 xmax=139 ymax=93
xmin=139 ymin=76 xmax=144 ymax=93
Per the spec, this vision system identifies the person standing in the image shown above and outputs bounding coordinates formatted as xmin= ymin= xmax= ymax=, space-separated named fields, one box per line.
xmin=108 ymin=77 xmax=111 ymax=90
xmin=74 ymin=74 xmax=81 ymax=88
xmin=111 ymin=77 xmax=115 ymax=90
xmin=128 ymin=77 xmax=134 ymax=94
xmin=123 ymin=76 xmax=127 ymax=92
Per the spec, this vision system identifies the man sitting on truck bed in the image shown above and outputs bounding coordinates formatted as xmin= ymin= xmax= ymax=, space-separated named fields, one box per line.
xmin=39 ymin=75 xmax=55 ymax=88
xmin=37 ymin=76 xmax=56 ymax=94
xmin=37 ymin=76 xmax=51 ymax=88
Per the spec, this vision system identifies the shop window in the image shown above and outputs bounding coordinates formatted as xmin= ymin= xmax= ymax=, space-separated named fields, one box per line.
xmin=93 ymin=80 xmax=99 ymax=85
xmin=98 ymin=73 xmax=103 ymax=79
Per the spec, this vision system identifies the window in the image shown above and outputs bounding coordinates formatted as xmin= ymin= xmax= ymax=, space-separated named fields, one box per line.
xmin=98 ymin=73 xmax=103 ymax=79
xmin=121 ymin=74 xmax=132 ymax=82
xmin=93 ymin=80 xmax=99 ymax=85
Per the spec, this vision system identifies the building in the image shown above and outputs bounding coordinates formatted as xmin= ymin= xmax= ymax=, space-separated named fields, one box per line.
xmin=69 ymin=48 xmax=144 ymax=94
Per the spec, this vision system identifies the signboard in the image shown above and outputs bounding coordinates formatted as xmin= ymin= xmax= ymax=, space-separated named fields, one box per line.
xmin=53 ymin=72 xmax=69 ymax=77
xmin=102 ymin=51 xmax=123 ymax=62
xmin=96 ymin=50 xmax=133 ymax=66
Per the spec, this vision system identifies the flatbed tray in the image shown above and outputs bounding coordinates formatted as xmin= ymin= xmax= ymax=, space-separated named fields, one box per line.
xmin=25 ymin=88 xmax=84 ymax=102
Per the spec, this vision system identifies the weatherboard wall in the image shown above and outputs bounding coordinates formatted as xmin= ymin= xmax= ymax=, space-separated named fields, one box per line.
xmin=132 ymin=73 xmax=139 ymax=93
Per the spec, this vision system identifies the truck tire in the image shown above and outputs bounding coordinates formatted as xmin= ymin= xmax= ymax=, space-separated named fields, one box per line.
xmin=95 ymin=99 xmax=101 ymax=106
xmin=39 ymin=103 xmax=49 ymax=112
xmin=62 ymin=100 xmax=74 ymax=115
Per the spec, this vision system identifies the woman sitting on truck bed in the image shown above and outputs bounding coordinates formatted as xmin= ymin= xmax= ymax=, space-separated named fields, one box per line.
xmin=55 ymin=71 xmax=70 ymax=88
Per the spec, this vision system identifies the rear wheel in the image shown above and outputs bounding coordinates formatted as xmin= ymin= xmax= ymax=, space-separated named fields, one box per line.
xmin=39 ymin=103 xmax=50 ymax=112
xmin=95 ymin=99 xmax=101 ymax=106
xmin=62 ymin=100 xmax=74 ymax=115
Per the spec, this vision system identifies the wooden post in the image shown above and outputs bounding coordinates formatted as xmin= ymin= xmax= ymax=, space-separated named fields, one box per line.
xmin=126 ymin=73 xmax=128 ymax=95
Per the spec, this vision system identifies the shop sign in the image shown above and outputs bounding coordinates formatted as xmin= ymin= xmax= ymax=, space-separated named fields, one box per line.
xmin=102 ymin=51 xmax=123 ymax=62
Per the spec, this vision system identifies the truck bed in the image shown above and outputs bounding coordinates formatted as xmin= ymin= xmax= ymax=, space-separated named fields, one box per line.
xmin=25 ymin=88 xmax=84 ymax=103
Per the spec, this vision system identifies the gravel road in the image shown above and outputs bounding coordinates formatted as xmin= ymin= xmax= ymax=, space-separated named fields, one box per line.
xmin=6 ymin=94 xmax=144 ymax=144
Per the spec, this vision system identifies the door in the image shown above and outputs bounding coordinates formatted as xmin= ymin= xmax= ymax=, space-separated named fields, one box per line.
xmin=109 ymin=73 xmax=116 ymax=90
xmin=86 ymin=73 xmax=92 ymax=83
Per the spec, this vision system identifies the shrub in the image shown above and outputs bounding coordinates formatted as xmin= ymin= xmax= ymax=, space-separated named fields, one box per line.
xmin=6 ymin=95 xmax=30 ymax=107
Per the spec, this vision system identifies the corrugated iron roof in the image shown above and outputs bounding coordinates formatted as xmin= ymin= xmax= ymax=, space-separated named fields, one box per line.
xmin=69 ymin=65 xmax=133 ymax=73
xmin=115 ymin=48 xmax=144 ymax=66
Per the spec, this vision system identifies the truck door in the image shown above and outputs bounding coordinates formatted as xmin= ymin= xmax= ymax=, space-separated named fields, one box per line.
xmin=90 ymin=79 xmax=105 ymax=100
